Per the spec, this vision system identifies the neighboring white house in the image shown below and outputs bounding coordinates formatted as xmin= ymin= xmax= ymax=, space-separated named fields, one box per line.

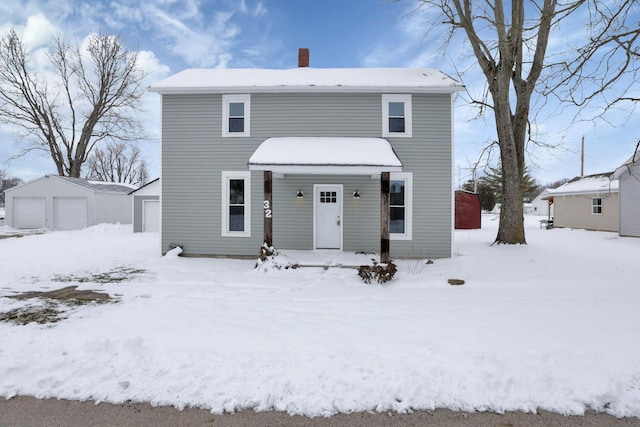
xmin=490 ymin=202 xmax=537 ymax=215
xmin=130 ymin=178 xmax=160 ymax=233
xmin=614 ymin=148 xmax=640 ymax=237
xmin=4 ymin=175 xmax=133 ymax=230
xmin=530 ymin=189 xmax=554 ymax=217
xmin=545 ymin=173 xmax=619 ymax=232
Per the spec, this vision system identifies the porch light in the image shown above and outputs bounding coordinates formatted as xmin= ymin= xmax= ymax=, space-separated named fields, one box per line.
xmin=296 ymin=189 xmax=304 ymax=198
xmin=353 ymin=190 xmax=361 ymax=199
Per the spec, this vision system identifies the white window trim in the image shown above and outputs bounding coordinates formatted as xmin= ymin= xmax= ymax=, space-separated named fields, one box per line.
xmin=390 ymin=172 xmax=412 ymax=240
xmin=222 ymin=94 xmax=251 ymax=137
xmin=382 ymin=94 xmax=412 ymax=138
xmin=591 ymin=197 xmax=603 ymax=215
xmin=221 ymin=171 xmax=251 ymax=237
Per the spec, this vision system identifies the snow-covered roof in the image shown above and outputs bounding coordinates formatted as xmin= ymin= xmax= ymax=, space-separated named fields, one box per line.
xmin=6 ymin=175 xmax=135 ymax=195
xmin=531 ymin=188 xmax=551 ymax=202
xmin=613 ymin=147 xmax=640 ymax=179
xmin=129 ymin=178 xmax=160 ymax=195
xmin=149 ymin=68 xmax=465 ymax=94
xmin=248 ymin=137 xmax=402 ymax=175
xmin=59 ymin=176 xmax=135 ymax=194
xmin=547 ymin=173 xmax=618 ymax=196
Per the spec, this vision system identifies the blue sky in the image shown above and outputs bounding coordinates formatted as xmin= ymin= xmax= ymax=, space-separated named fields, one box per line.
xmin=0 ymin=0 xmax=638 ymax=186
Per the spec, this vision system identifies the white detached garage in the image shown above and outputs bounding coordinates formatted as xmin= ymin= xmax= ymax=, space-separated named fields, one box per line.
xmin=5 ymin=175 xmax=133 ymax=230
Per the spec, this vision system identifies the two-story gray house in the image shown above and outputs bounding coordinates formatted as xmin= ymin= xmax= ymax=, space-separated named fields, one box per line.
xmin=149 ymin=49 xmax=464 ymax=259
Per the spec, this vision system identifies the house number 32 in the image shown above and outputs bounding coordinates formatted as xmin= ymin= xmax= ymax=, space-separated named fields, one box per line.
xmin=263 ymin=200 xmax=272 ymax=218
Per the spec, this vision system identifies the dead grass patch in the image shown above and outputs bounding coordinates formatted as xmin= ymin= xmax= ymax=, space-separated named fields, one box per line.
xmin=1 ymin=286 xmax=115 ymax=325
xmin=52 ymin=267 xmax=146 ymax=284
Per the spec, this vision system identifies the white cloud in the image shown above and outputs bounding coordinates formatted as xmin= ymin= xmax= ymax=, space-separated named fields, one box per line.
xmin=238 ymin=0 xmax=248 ymax=15
xmin=135 ymin=3 xmax=241 ymax=68
xmin=138 ymin=49 xmax=170 ymax=81
xmin=22 ymin=13 xmax=58 ymax=49
xmin=252 ymin=1 xmax=267 ymax=18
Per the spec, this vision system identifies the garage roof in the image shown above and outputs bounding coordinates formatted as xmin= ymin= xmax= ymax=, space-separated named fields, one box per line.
xmin=55 ymin=176 xmax=135 ymax=194
xmin=5 ymin=175 xmax=136 ymax=194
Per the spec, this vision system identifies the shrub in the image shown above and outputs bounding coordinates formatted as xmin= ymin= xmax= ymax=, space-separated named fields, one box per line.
xmin=255 ymin=244 xmax=299 ymax=271
xmin=358 ymin=260 xmax=397 ymax=284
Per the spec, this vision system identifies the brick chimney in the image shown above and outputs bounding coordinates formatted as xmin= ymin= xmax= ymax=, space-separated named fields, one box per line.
xmin=298 ymin=48 xmax=309 ymax=67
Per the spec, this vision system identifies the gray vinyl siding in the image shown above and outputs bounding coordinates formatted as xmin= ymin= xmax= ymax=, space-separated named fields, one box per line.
xmin=619 ymin=162 xmax=640 ymax=237
xmin=394 ymin=94 xmax=452 ymax=258
xmin=273 ymin=175 xmax=379 ymax=252
xmin=161 ymin=92 xmax=453 ymax=257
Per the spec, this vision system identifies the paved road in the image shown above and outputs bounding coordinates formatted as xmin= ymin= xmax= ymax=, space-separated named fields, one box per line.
xmin=1 ymin=396 xmax=639 ymax=427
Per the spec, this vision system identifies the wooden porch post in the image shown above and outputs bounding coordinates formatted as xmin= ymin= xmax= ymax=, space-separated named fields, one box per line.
xmin=380 ymin=171 xmax=390 ymax=263
xmin=263 ymin=170 xmax=273 ymax=247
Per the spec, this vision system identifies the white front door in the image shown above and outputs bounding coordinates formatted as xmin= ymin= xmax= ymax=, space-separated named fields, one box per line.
xmin=315 ymin=185 xmax=342 ymax=249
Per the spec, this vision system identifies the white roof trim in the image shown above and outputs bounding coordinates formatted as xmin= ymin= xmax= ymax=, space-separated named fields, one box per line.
xmin=248 ymin=137 xmax=402 ymax=175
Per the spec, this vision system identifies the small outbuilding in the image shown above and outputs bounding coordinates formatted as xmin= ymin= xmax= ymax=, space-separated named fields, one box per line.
xmin=545 ymin=173 xmax=619 ymax=232
xmin=530 ymin=189 xmax=554 ymax=217
xmin=454 ymin=190 xmax=481 ymax=229
xmin=130 ymin=178 xmax=160 ymax=233
xmin=614 ymin=148 xmax=640 ymax=237
xmin=4 ymin=175 xmax=133 ymax=230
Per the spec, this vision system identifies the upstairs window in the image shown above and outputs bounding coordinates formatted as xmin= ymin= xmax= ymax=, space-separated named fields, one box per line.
xmin=592 ymin=197 xmax=602 ymax=215
xmin=222 ymin=94 xmax=250 ymax=137
xmin=382 ymin=94 xmax=412 ymax=137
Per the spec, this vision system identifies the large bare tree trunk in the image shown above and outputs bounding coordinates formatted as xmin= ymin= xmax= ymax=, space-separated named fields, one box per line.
xmin=427 ymin=0 xmax=559 ymax=244
xmin=494 ymin=103 xmax=525 ymax=244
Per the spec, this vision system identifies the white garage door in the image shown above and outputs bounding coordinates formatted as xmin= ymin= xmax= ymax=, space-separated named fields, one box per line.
xmin=54 ymin=198 xmax=88 ymax=230
xmin=143 ymin=200 xmax=160 ymax=232
xmin=14 ymin=197 xmax=46 ymax=229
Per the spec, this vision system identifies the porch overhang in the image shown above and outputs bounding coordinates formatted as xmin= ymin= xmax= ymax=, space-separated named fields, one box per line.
xmin=248 ymin=137 xmax=402 ymax=175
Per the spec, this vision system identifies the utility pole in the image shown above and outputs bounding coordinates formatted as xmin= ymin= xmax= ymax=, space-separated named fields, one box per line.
xmin=581 ymin=136 xmax=585 ymax=177
xmin=473 ymin=168 xmax=477 ymax=193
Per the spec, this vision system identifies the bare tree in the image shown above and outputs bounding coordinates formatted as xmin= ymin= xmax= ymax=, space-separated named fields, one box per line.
xmin=0 ymin=169 xmax=23 ymax=206
xmin=545 ymin=1 xmax=640 ymax=108
xmin=85 ymin=142 xmax=148 ymax=186
xmin=414 ymin=0 xmax=639 ymax=244
xmin=0 ymin=29 xmax=147 ymax=178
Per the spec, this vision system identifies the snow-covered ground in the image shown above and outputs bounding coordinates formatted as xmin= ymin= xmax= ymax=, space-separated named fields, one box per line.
xmin=1 ymin=216 xmax=639 ymax=418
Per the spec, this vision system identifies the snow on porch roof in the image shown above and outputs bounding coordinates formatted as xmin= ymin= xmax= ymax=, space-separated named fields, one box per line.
xmin=248 ymin=137 xmax=403 ymax=175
